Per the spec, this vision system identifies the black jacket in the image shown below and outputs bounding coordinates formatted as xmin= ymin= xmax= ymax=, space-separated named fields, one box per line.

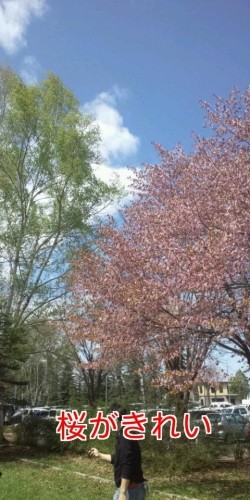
xmin=111 ymin=430 xmax=145 ymax=487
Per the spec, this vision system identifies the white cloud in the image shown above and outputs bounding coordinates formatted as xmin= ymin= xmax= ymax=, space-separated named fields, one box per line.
xmin=83 ymin=87 xmax=140 ymax=163
xmin=93 ymin=163 xmax=139 ymax=216
xmin=82 ymin=87 xmax=140 ymax=217
xmin=20 ymin=55 xmax=40 ymax=84
xmin=93 ymin=163 xmax=133 ymax=190
xmin=0 ymin=0 xmax=47 ymax=54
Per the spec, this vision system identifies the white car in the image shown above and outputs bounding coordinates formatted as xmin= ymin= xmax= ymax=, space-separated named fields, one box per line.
xmin=10 ymin=407 xmax=49 ymax=423
xmin=209 ymin=402 xmax=233 ymax=410
xmin=223 ymin=406 xmax=250 ymax=420
xmin=46 ymin=408 xmax=71 ymax=419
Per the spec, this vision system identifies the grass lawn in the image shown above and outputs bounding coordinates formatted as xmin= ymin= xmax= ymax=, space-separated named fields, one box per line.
xmin=0 ymin=447 xmax=250 ymax=500
xmin=0 ymin=461 xmax=112 ymax=500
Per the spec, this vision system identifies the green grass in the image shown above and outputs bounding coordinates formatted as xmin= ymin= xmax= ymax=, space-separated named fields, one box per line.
xmin=149 ymin=468 xmax=250 ymax=499
xmin=0 ymin=461 xmax=113 ymax=500
xmin=0 ymin=451 xmax=250 ymax=499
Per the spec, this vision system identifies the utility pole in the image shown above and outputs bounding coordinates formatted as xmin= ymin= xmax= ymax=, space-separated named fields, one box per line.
xmin=226 ymin=364 xmax=231 ymax=404
xmin=105 ymin=374 xmax=108 ymax=409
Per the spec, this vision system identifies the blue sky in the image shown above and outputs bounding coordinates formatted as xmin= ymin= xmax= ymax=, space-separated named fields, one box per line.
xmin=0 ymin=0 xmax=249 ymax=377
xmin=1 ymin=0 xmax=249 ymax=167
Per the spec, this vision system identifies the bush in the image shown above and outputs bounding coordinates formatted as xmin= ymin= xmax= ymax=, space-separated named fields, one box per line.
xmin=15 ymin=418 xmax=52 ymax=447
xmin=141 ymin=434 xmax=221 ymax=474
xmin=14 ymin=417 xmax=68 ymax=451
xmin=13 ymin=411 xmax=112 ymax=455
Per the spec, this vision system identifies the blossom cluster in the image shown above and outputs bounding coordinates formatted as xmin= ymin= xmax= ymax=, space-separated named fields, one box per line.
xmin=55 ymin=410 xmax=211 ymax=441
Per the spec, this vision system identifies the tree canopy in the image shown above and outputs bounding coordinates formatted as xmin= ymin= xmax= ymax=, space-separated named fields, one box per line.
xmin=0 ymin=65 xmax=119 ymax=328
xmin=229 ymin=370 xmax=249 ymax=401
xmin=66 ymin=87 xmax=250 ymax=395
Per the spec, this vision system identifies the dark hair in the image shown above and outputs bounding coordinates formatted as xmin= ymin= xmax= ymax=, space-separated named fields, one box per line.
xmin=110 ymin=402 xmax=127 ymax=421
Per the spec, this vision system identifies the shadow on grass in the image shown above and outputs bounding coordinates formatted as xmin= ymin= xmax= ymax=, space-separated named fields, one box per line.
xmin=0 ymin=443 xmax=54 ymax=463
xmin=186 ymin=478 xmax=249 ymax=500
xmin=155 ymin=466 xmax=250 ymax=500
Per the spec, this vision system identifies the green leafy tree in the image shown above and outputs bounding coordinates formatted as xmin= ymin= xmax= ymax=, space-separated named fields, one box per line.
xmin=0 ymin=65 xmax=119 ymax=329
xmin=229 ymin=370 xmax=249 ymax=401
xmin=0 ymin=306 xmax=28 ymax=394
xmin=9 ymin=324 xmax=80 ymax=407
xmin=0 ymin=306 xmax=29 ymax=440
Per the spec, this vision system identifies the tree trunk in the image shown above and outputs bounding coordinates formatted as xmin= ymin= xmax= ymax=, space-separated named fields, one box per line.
xmin=0 ymin=408 xmax=4 ymax=443
xmin=175 ymin=390 xmax=190 ymax=418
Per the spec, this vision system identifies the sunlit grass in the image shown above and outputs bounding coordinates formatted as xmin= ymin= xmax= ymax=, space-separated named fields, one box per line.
xmin=1 ymin=452 xmax=250 ymax=499
xmin=0 ymin=459 xmax=114 ymax=500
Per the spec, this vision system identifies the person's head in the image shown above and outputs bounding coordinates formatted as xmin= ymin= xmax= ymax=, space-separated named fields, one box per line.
xmin=110 ymin=402 xmax=127 ymax=428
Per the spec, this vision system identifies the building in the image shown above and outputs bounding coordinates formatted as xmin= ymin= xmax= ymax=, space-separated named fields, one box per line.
xmin=190 ymin=377 xmax=240 ymax=407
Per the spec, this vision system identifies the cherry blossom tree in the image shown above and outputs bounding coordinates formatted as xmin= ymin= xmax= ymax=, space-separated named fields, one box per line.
xmin=66 ymin=87 xmax=250 ymax=403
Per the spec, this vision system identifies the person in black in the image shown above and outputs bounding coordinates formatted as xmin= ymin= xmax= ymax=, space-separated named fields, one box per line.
xmin=88 ymin=404 xmax=147 ymax=500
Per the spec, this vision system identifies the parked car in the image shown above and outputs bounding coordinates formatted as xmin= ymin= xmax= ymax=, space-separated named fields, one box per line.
xmin=192 ymin=411 xmax=250 ymax=443
xmin=209 ymin=402 xmax=233 ymax=410
xmin=10 ymin=407 xmax=49 ymax=423
xmin=223 ymin=406 xmax=250 ymax=420
xmin=22 ymin=407 xmax=50 ymax=422
xmin=46 ymin=408 xmax=71 ymax=419
xmin=242 ymin=404 xmax=250 ymax=418
xmin=189 ymin=408 xmax=216 ymax=420
xmin=236 ymin=405 xmax=250 ymax=417
xmin=9 ymin=410 xmax=24 ymax=424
